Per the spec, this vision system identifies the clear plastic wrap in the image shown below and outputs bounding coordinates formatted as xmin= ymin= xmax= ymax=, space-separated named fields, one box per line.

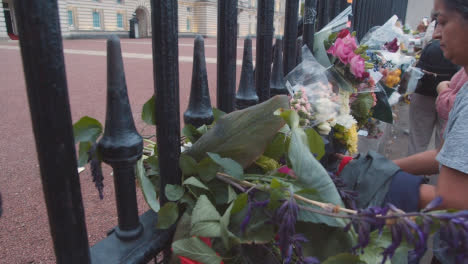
xmin=398 ymin=66 xmax=424 ymax=95
xmin=361 ymin=15 xmax=410 ymax=50
xmin=286 ymin=46 xmax=341 ymax=127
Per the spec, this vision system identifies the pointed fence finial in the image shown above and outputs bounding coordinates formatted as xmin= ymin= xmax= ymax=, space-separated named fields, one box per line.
xmin=184 ymin=35 xmax=214 ymax=127
xmin=270 ymin=37 xmax=288 ymax=97
xmin=236 ymin=37 xmax=259 ymax=110
xmin=98 ymin=35 xmax=143 ymax=241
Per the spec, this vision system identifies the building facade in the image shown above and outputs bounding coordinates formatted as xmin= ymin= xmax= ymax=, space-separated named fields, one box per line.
xmin=0 ymin=0 xmax=286 ymax=39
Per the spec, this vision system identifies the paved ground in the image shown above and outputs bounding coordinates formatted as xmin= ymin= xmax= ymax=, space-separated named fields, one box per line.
xmin=0 ymin=37 xmax=419 ymax=263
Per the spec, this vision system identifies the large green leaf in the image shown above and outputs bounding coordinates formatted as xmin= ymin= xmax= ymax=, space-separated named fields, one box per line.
xmin=172 ymin=237 xmax=222 ymax=264
xmin=231 ymin=193 xmax=248 ymax=215
xmin=190 ymin=195 xmax=222 ymax=237
xmin=207 ymin=153 xmax=243 ymax=180
xmin=323 ymin=253 xmax=365 ymax=264
xmin=191 ymin=195 xmax=221 ymax=225
xmin=156 ymin=202 xmax=178 ymax=229
xmin=288 ymin=128 xmax=345 ymax=226
xmin=190 ymin=221 xmax=221 ymax=238
xmin=185 ymin=96 xmax=289 ymax=168
xmin=136 ymin=158 xmax=160 ymax=212
xmin=305 ymin=128 xmax=326 ymax=160
xmin=164 ymin=184 xmax=184 ymax=202
xmin=351 ymin=93 xmax=374 ymax=123
xmin=179 ymin=153 xmax=198 ymax=176
xmin=78 ymin=141 xmax=92 ymax=167
xmin=289 ymin=129 xmax=343 ymax=205
xmin=142 ymin=95 xmax=156 ymax=125
xmin=212 ymin=108 xmax=226 ymax=123
xmin=73 ymin=116 xmax=103 ymax=143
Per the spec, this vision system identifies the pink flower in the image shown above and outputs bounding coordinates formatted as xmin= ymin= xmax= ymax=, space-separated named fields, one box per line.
xmin=349 ymin=54 xmax=366 ymax=78
xmin=327 ymin=35 xmax=358 ymax=65
xmin=278 ymin=166 xmax=297 ymax=178
xmin=337 ymin=29 xmax=350 ymax=39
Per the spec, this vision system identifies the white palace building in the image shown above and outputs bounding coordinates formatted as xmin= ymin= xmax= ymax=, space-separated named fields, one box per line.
xmin=0 ymin=0 xmax=286 ymax=40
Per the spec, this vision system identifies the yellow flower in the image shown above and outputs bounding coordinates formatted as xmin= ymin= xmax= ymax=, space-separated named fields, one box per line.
xmin=346 ymin=124 xmax=359 ymax=155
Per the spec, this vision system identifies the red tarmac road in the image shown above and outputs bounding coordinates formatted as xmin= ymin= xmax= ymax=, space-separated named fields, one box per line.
xmin=0 ymin=37 xmax=256 ymax=263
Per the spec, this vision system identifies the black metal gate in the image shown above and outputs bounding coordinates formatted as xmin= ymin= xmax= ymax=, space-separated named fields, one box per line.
xmin=12 ymin=0 xmax=408 ymax=263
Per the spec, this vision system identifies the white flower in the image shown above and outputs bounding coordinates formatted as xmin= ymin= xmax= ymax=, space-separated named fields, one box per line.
xmin=335 ymin=114 xmax=357 ymax=129
xmin=317 ymin=122 xmax=332 ymax=135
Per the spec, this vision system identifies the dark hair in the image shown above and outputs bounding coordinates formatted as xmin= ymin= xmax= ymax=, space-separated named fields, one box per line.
xmin=443 ymin=0 xmax=468 ymax=20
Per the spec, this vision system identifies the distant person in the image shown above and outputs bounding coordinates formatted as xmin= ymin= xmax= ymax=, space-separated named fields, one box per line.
xmin=408 ymin=39 xmax=459 ymax=155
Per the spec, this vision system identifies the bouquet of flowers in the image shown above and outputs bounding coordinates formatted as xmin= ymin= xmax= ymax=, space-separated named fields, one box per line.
xmin=74 ymin=96 xmax=468 ymax=264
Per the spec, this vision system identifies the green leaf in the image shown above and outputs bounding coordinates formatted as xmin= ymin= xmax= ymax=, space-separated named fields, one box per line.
xmin=227 ymin=185 xmax=237 ymax=203
xmin=231 ymin=193 xmax=248 ymax=215
xmin=351 ymin=93 xmax=374 ymax=123
xmin=191 ymin=195 xmax=221 ymax=227
xmin=255 ymin=155 xmax=280 ymax=173
xmin=172 ymin=237 xmax=222 ymax=264
xmin=295 ymin=188 xmax=322 ymax=200
xmin=185 ymin=96 xmax=289 ymax=168
xmin=305 ymin=128 xmax=326 ymax=160
xmin=323 ymin=253 xmax=365 ymax=264
xmin=270 ymin=178 xmax=287 ymax=189
xmin=221 ymin=203 xmax=234 ymax=249
xmin=275 ymin=109 xmax=300 ymax=129
xmin=360 ymin=229 xmax=409 ymax=264
xmin=297 ymin=222 xmax=355 ymax=261
xmin=190 ymin=222 xmax=221 ymax=238
xmin=179 ymin=153 xmax=198 ymax=176
xmin=78 ymin=141 xmax=92 ymax=167
xmin=288 ymin=129 xmax=344 ymax=226
xmin=156 ymin=202 xmax=178 ymax=229
xmin=73 ymin=116 xmax=103 ymax=143
xmin=145 ymin=155 xmax=159 ymax=176
xmin=197 ymin=125 xmax=208 ymax=134
xmin=165 ymin=184 xmax=184 ymax=202
xmin=142 ymin=95 xmax=156 ymax=125
xmin=263 ymin=132 xmax=289 ymax=160
xmin=207 ymin=152 xmax=243 ymax=180
xmin=136 ymin=158 xmax=160 ymax=212
xmin=212 ymin=108 xmax=226 ymax=123
xmin=183 ymin=177 xmax=209 ymax=190
xmin=197 ymin=157 xmax=220 ymax=182
xmin=268 ymin=188 xmax=285 ymax=210
xmin=183 ymin=124 xmax=203 ymax=143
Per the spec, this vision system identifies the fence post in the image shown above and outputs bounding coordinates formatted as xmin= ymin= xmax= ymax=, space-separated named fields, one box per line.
xmin=14 ymin=1 xmax=90 ymax=263
xmin=296 ymin=36 xmax=303 ymax=65
xmin=151 ymin=0 xmax=181 ymax=204
xmin=303 ymin=0 xmax=318 ymax=52
xmin=236 ymin=37 xmax=258 ymax=110
xmin=283 ymin=0 xmax=300 ymax=76
xmin=98 ymin=36 xmax=143 ymax=241
xmin=270 ymin=37 xmax=287 ymax=97
xmin=184 ymin=35 xmax=214 ymax=127
xmin=255 ymin=0 xmax=275 ymax=102
xmin=217 ymin=0 xmax=238 ymax=113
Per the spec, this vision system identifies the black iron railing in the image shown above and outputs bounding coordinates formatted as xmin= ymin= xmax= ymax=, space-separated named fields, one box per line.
xmin=14 ymin=0 xmax=408 ymax=263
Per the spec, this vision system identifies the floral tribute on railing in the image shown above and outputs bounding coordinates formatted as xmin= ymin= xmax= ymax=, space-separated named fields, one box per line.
xmin=74 ymin=95 xmax=468 ymax=264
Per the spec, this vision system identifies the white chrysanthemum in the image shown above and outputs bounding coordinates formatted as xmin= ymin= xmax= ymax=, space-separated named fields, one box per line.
xmin=335 ymin=114 xmax=357 ymax=129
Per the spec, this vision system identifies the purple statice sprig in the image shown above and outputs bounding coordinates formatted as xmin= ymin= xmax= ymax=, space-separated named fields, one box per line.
xmin=274 ymin=191 xmax=320 ymax=264
xmin=329 ymin=172 xmax=358 ymax=210
xmin=339 ymin=198 xmax=468 ymax=264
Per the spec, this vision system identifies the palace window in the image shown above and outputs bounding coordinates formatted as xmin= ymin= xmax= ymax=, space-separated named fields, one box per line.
xmin=93 ymin=11 xmax=101 ymax=28
xmin=68 ymin=10 xmax=74 ymax=27
xmin=117 ymin=13 xmax=123 ymax=28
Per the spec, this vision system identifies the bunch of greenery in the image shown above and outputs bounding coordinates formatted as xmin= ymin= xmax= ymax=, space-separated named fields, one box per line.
xmin=74 ymin=95 xmax=468 ymax=264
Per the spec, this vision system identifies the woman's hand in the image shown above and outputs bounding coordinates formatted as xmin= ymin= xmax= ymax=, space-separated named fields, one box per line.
xmin=436 ymin=81 xmax=450 ymax=94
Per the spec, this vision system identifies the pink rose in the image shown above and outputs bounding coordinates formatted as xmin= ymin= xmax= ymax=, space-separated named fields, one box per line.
xmin=349 ymin=54 xmax=365 ymax=78
xmin=327 ymin=35 xmax=358 ymax=65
